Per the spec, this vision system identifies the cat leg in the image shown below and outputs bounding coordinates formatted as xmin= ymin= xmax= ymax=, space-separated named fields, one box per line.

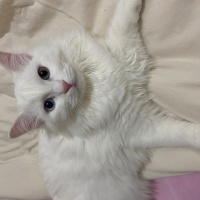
xmin=105 ymin=0 xmax=147 ymax=65
xmin=132 ymin=116 xmax=200 ymax=149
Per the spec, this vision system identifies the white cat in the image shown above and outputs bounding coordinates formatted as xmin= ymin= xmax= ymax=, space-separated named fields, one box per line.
xmin=0 ymin=0 xmax=200 ymax=199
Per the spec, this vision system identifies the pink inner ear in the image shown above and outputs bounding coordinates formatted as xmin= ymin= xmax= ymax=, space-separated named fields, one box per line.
xmin=0 ymin=52 xmax=32 ymax=72
xmin=9 ymin=114 xmax=43 ymax=139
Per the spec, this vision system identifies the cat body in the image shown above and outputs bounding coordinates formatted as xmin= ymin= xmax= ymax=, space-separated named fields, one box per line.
xmin=1 ymin=0 xmax=200 ymax=200
xmin=38 ymin=30 xmax=151 ymax=199
xmin=39 ymin=121 xmax=150 ymax=200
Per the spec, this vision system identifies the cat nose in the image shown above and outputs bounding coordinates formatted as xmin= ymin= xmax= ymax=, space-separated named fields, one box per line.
xmin=62 ymin=80 xmax=72 ymax=94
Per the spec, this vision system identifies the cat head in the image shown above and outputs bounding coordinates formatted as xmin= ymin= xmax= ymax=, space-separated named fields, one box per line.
xmin=0 ymin=33 xmax=126 ymax=139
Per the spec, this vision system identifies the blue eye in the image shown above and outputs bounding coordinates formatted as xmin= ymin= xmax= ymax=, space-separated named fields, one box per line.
xmin=38 ymin=66 xmax=50 ymax=80
xmin=44 ymin=98 xmax=55 ymax=111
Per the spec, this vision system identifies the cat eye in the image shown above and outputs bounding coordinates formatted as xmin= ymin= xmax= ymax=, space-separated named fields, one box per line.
xmin=44 ymin=98 xmax=55 ymax=112
xmin=38 ymin=66 xmax=50 ymax=80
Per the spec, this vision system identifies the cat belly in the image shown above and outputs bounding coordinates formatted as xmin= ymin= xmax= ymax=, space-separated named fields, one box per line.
xmin=39 ymin=132 xmax=151 ymax=200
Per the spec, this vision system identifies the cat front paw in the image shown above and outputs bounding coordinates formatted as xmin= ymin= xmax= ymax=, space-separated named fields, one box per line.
xmin=130 ymin=0 xmax=143 ymax=13
xmin=117 ymin=0 xmax=142 ymax=26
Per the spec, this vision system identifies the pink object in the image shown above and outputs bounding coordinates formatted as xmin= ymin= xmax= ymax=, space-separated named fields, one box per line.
xmin=62 ymin=80 xmax=72 ymax=94
xmin=9 ymin=114 xmax=43 ymax=139
xmin=0 ymin=52 xmax=31 ymax=71
xmin=152 ymin=173 xmax=200 ymax=200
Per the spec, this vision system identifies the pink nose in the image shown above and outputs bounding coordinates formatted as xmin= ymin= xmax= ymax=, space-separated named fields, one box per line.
xmin=63 ymin=80 xmax=72 ymax=93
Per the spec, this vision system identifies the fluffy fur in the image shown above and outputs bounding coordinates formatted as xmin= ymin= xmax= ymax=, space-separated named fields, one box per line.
xmin=1 ymin=0 xmax=200 ymax=199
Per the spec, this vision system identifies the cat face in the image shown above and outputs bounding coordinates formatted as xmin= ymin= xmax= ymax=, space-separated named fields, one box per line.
xmin=15 ymin=41 xmax=85 ymax=133
xmin=0 ymin=32 xmax=126 ymax=138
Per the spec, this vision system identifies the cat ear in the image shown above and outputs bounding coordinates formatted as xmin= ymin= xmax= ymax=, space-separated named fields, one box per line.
xmin=0 ymin=52 xmax=32 ymax=72
xmin=9 ymin=114 xmax=43 ymax=139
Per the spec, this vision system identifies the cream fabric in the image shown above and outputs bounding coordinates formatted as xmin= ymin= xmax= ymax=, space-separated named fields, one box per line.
xmin=0 ymin=0 xmax=200 ymax=199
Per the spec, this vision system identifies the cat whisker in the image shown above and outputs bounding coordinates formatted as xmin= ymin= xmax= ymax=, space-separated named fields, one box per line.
xmin=69 ymin=106 xmax=77 ymax=122
xmin=77 ymin=99 xmax=85 ymax=111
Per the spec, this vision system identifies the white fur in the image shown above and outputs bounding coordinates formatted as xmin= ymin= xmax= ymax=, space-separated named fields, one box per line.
xmin=11 ymin=0 xmax=200 ymax=199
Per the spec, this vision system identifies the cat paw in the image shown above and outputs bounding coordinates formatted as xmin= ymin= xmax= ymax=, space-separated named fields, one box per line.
xmin=127 ymin=0 xmax=143 ymax=13
xmin=132 ymin=0 xmax=143 ymax=17
xmin=117 ymin=0 xmax=142 ymax=25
